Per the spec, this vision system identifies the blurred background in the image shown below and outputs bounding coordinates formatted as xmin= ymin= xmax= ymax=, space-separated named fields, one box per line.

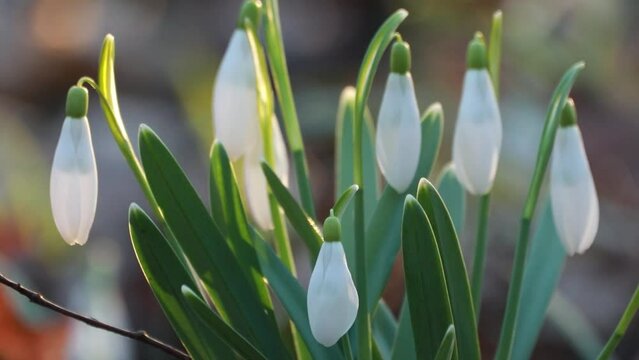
xmin=0 ymin=0 xmax=638 ymax=359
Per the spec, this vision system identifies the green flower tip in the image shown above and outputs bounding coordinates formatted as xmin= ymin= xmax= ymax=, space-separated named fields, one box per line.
xmin=466 ymin=31 xmax=488 ymax=69
xmin=237 ymin=0 xmax=262 ymax=29
xmin=323 ymin=210 xmax=341 ymax=243
xmin=65 ymin=85 xmax=89 ymax=118
xmin=560 ymin=98 xmax=577 ymax=127
xmin=391 ymin=40 xmax=411 ymax=74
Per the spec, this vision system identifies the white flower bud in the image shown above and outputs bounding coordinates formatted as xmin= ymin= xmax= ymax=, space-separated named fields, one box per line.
xmin=50 ymin=116 xmax=98 ymax=246
xmin=452 ymin=68 xmax=502 ymax=195
xmin=213 ymin=29 xmax=260 ymax=160
xmin=244 ymin=116 xmax=288 ymax=230
xmin=307 ymin=241 xmax=358 ymax=347
xmin=550 ymin=125 xmax=599 ymax=255
xmin=376 ymin=73 xmax=422 ymax=193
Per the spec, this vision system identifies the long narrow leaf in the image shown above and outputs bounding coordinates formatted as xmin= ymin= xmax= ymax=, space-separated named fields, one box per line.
xmin=366 ymin=103 xmax=444 ymax=309
xmin=434 ymin=325 xmax=456 ymax=360
xmin=372 ymin=302 xmax=397 ymax=360
xmin=335 ymin=87 xmax=379 ymax=273
xmin=416 ymin=179 xmax=480 ymax=360
xmin=129 ymin=204 xmax=232 ymax=359
xmin=512 ymin=200 xmax=566 ymax=360
xmin=139 ymin=126 xmax=288 ymax=359
xmin=181 ymin=286 xmax=267 ymax=360
xmin=391 ymin=299 xmax=416 ymax=360
xmin=402 ymin=195 xmax=454 ymax=359
xmin=436 ymin=163 xmax=466 ymax=235
xmin=261 ymin=162 xmax=323 ymax=257
xmin=253 ymin=235 xmax=343 ymax=360
xmin=333 ymin=185 xmax=360 ymax=218
xmin=209 ymin=141 xmax=278 ymax=331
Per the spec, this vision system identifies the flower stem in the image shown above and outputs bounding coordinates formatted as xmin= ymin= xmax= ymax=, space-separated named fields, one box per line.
xmin=494 ymin=62 xmax=584 ymax=360
xmin=0 ymin=272 xmax=189 ymax=359
xmin=471 ymin=193 xmax=491 ymax=318
xmin=263 ymin=0 xmax=316 ymax=218
xmin=76 ymin=77 xmax=162 ymax=229
xmin=597 ymin=285 xmax=639 ymax=360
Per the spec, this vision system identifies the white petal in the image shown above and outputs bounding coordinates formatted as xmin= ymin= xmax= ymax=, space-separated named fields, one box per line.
xmin=213 ymin=29 xmax=260 ymax=160
xmin=244 ymin=116 xmax=289 ymax=230
xmin=550 ymin=126 xmax=599 ymax=256
xmin=50 ymin=117 xmax=98 ymax=246
xmin=452 ymin=69 xmax=502 ymax=195
xmin=375 ymin=73 xmax=422 ymax=193
xmin=307 ymin=242 xmax=359 ymax=347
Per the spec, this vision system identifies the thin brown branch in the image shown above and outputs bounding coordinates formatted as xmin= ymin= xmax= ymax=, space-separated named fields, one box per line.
xmin=0 ymin=272 xmax=190 ymax=360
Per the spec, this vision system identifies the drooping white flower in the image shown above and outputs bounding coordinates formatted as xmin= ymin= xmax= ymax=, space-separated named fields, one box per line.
xmin=550 ymin=99 xmax=599 ymax=255
xmin=376 ymin=41 xmax=421 ymax=193
xmin=307 ymin=214 xmax=358 ymax=347
xmin=50 ymin=86 xmax=97 ymax=246
xmin=213 ymin=28 xmax=260 ymax=160
xmin=452 ymin=33 xmax=502 ymax=195
xmin=244 ymin=115 xmax=289 ymax=230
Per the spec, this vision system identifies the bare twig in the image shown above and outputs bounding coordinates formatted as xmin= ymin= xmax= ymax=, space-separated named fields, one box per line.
xmin=0 ymin=272 xmax=190 ymax=359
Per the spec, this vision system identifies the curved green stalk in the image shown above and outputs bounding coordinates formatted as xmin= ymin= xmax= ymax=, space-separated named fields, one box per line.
xmin=352 ymin=9 xmax=408 ymax=360
xmin=494 ymin=62 xmax=585 ymax=360
xmin=263 ymin=0 xmax=315 ymax=218
xmin=597 ymin=285 xmax=639 ymax=360
xmin=76 ymin=76 xmax=162 ymax=228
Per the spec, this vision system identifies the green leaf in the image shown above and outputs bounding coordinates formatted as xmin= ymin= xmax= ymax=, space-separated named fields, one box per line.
xmin=434 ymin=325 xmax=456 ymax=360
xmin=261 ymin=162 xmax=323 ymax=257
xmin=253 ymin=235 xmax=344 ymax=360
xmin=138 ymin=126 xmax=288 ymax=359
xmin=391 ymin=299 xmax=416 ymax=360
xmin=128 ymin=204 xmax=232 ymax=359
xmin=354 ymin=9 xmax=408 ymax=123
xmin=488 ymin=10 xmax=503 ymax=97
xmin=401 ymin=195 xmax=454 ymax=360
xmin=181 ymin=286 xmax=267 ymax=360
xmin=209 ymin=141 xmax=278 ymax=332
xmin=333 ymin=185 xmax=360 ymax=218
xmin=372 ymin=302 xmax=397 ymax=360
xmin=523 ymin=61 xmax=586 ymax=219
xmin=335 ymin=87 xmax=379 ymax=274
xmin=512 ymin=200 xmax=566 ymax=360
xmin=416 ymin=179 xmax=480 ymax=360
xmin=436 ymin=163 xmax=466 ymax=235
xmin=366 ymin=103 xmax=444 ymax=309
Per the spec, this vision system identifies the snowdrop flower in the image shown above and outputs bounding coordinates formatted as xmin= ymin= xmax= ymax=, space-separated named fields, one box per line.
xmin=376 ymin=40 xmax=421 ymax=193
xmin=212 ymin=1 xmax=261 ymax=160
xmin=244 ymin=115 xmax=289 ymax=230
xmin=551 ymin=99 xmax=599 ymax=255
xmin=307 ymin=212 xmax=358 ymax=347
xmin=50 ymin=86 xmax=98 ymax=246
xmin=452 ymin=33 xmax=502 ymax=195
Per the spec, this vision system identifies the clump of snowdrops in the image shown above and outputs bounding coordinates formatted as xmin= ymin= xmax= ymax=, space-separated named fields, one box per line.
xmin=44 ymin=1 xmax=638 ymax=359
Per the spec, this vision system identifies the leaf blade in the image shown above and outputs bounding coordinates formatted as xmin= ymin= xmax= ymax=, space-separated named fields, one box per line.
xmin=401 ymin=195 xmax=454 ymax=359
xmin=416 ymin=179 xmax=480 ymax=360
xmin=139 ymin=126 xmax=288 ymax=359
xmin=128 ymin=204 xmax=232 ymax=359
